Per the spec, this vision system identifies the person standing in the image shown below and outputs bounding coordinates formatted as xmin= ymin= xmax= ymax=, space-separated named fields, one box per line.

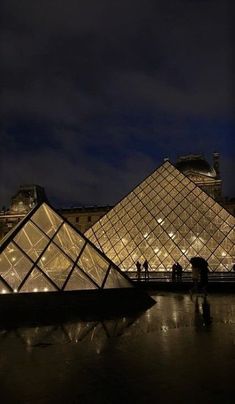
xmin=136 ymin=261 xmax=142 ymax=281
xmin=143 ymin=259 xmax=149 ymax=281
xmin=176 ymin=262 xmax=183 ymax=281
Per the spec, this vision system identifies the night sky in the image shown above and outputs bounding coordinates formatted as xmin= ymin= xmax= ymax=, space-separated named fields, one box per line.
xmin=1 ymin=0 xmax=234 ymax=208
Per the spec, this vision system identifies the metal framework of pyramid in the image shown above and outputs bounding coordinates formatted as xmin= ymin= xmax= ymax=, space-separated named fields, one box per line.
xmin=0 ymin=203 xmax=133 ymax=294
xmin=85 ymin=161 xmax=235 ymax=272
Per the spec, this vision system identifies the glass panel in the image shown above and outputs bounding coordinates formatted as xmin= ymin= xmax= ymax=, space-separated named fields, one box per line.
xmin=219 ymin=209 xmax=229 ymax=221
xmin=213 ymin=230 xmax=225 ymax=243
xmin=158 ymin=232 xmax=169 ymax=244
xmin=53 ymin=223 xmax=85 ymax=260
xmin=103 ymin=239 xmax=114 ymax=252
xmin=84 ymin=229 xmax=95 ymax=243
xmin=107 ymin=248 xmax=119 ymax=262
xmin=20 ymin=267 xmax=56 ymax=293
xmin=38 ymin=243 xmax=74 ymax=288
xmin=118 ymin=248 xmax=130 ymax=261
xmin=220 ymin=221 xmax=232 ymax=236
xmin=0 ymin=243 xmax=32 ymax=290
xmin=220 ymin=237 xmax=233 ymax=253
xmin=79 ymin=244 xmax=109 ymax=286
xmin=209 ymin=255 xmax=222 ymax=271
xmin=122 ymin=256 xmax=135 ymax=271
xmin=113 ymin=240 xmax=126 ymax=255
xmin=213 ymin=246 xmax=228 ymax=259
xmin=64 ymin=267 xmax=97 ymax=290
xmin=104 ymin=267 xmax=132 ymax=288
xmin=14 ymin=221 xmax=49 ymax=261
xmin=31 ymin=204 xmax=62 ymax=237
xmin=226 ymin=215 xmax=235 ymax=227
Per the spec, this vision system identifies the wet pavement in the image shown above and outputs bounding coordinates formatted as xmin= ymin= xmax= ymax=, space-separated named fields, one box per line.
xmin=1 ymin=292 xmax=235 ymax=403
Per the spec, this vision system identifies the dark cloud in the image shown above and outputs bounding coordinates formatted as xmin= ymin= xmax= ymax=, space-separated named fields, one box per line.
xmin=1 ymin=0 xmax=234 ymax=207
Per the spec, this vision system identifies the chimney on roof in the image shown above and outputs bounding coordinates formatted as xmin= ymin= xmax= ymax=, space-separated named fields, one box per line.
xmin=213 ymin=152 xmax=220 ymax=178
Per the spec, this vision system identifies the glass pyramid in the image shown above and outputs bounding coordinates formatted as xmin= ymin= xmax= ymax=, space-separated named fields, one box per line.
xmin=85 ymin=161 xmax=235 ymax=272
xmin=0 ymin=203 xmax=133 ymax=294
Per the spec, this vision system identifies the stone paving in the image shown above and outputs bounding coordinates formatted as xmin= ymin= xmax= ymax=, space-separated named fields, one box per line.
xmin=0 ymin=292 xmax=235 ymax=403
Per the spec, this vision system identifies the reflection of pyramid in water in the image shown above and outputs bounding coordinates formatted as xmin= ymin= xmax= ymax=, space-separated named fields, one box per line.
xmin=86 ymin=161 xmax=235 ymax=272
xmin=0 ymin=203 xmax=132 ymax=293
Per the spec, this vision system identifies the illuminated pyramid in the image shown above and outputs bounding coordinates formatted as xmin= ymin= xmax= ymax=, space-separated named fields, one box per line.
xmin=0 ymin=203 xmax=132 ymax=294
xmin=85 ymin=161 xmax=235 ymax=272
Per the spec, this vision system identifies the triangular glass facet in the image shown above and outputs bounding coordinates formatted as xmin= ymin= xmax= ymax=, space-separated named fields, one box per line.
xmin=104 ymin=267 xmax=132 ymax=289
xmin=86 ymin=161 xmax=235 ymax=272
xmin=31 ymin=204 xmax=62 ymax=237
xmin=64 ymin=266 xmax=98 ymax=291
xmin=20 ymin=268 xmax=57 ymax=293
xmin=0 ymin=242 xmax=33 ymax=290
xmin=53 ymin=223 xmax=85 ymax=260
xmin=78 ymin=244 xmax=109 ymax=287
xmin=14 ymin=221 xmax=49 ymax=261
xmin=0 ymin=278 xmax=12 ymax=294
xmin=38 ymin=243 xmax=74 ymax=288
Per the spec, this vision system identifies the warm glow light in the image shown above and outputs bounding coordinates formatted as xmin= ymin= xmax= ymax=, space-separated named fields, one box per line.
xmin=144 ymin=233 xmax=148 ymax=238
xmin=33 ymin=288 xmax=38 ymax=292
xmin=1 ymin=289 xmax=7 ymax=294
xmin=182 ymin=249 xmax=186 ymax=253
xmin=11 ymin=271 xmax=15 ymax=276
xmin=41 ymin=256 xmax=46 ymax=261
xmin=11 ymin=257 xmax=16 ymax=262
xmin=222 ymin=252 xmax=226 ymax=257
xmin=157 ymin=218 xmax=163 ymax=224
xmin=154 ymin=248 xmax=159 ymax=253
xmin=13 ymin=289 xmax=17 ymax=293
xmin=44 ymin=287 xmax=48 ymax=292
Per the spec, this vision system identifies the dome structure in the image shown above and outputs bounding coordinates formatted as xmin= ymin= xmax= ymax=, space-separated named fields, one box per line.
xmin=175 ymin=155 xmax=217 ymax=178
xmin=175 ymin=153 xmax=222 ymax=200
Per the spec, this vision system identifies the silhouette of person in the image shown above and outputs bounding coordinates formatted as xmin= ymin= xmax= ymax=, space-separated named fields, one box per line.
xmin=176 ymin=262 xmax=183 ymax=281
xmin=143 ymin=259 xmax=149 ymax=281
xmin=172 ymin=263 xmax=177 ymax=282
xmin=136 ymin=261 xmax=141 ymax=281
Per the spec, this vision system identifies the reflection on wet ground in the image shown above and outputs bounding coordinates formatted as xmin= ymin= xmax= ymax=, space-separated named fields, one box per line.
xmin=1 ymin=292 xmax=235 ymax=403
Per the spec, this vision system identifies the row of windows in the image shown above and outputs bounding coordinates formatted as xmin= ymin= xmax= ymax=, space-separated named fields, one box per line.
xmin=75 ymin=216 xmax=92 ymax=223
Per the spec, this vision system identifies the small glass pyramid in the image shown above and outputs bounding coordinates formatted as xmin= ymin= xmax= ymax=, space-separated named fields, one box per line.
xmin=85 ymin=161 xmax=235 ymax=272
xmin=0 ymin=203 xmax=132 ymax=294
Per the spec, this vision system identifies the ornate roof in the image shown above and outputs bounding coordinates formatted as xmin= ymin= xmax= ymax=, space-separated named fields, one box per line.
xmin=175 ymin=155 xmax=216 ymax=178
